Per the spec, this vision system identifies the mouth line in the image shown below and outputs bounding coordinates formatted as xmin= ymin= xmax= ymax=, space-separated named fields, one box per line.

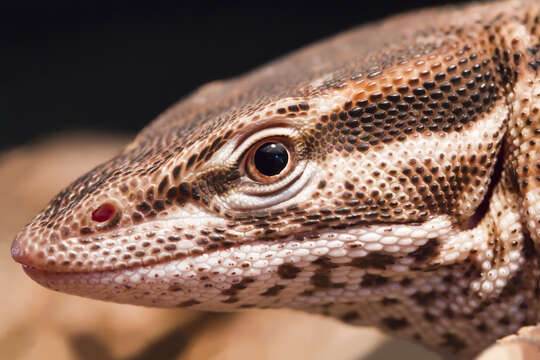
xmin=22 ymin=264 xmax=118 ymax=277
xmin=21 ymin=233 xmax=286 ymax=277
xmin=20 ymin=217 xmax=431 ymax=279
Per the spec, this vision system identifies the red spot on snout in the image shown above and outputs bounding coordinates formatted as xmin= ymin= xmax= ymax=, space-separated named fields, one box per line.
xmin=92 ymin=203 xmax=116 ymax=222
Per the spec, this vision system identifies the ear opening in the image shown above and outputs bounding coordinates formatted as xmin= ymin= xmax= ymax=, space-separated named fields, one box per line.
xmin=466 ymin=140 xmax=506 ymax=230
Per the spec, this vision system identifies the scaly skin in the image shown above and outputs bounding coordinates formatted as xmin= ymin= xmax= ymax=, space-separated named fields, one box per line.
xmin=10 ymin=0 xmax=540 ymax=357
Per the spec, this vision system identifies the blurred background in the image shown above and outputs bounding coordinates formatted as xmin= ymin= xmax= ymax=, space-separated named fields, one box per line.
xmin=1 ymin=0 xmax=469 ymax=150
xmin=1 ymin=1 xmax=470 ymax=359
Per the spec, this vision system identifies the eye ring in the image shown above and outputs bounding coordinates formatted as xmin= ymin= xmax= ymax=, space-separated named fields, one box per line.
xmin=245 ymin=138 xmax=294 ymax=183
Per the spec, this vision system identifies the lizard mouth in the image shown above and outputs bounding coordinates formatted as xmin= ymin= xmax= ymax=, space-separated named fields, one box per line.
xmin=17 ymin=215 xmax=456 ymax=300
xmin=21 ymin=264 xmax=70 ymax=278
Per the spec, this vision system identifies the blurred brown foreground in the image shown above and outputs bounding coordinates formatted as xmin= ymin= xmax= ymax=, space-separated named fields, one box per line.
xmin=0 ymin=133 xmax=533 ymax=360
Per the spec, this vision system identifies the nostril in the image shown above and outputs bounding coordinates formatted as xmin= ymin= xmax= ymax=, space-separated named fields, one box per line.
xmin=91 ymin=202 xmax=116 ymax=223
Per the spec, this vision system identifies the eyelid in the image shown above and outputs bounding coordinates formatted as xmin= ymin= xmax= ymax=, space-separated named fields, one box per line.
xmin=231 ymin=120 xmax=295 ymax=153
xmin=239 ymin=157 xmax=306 ymax=195
xmin=222 ymin=160 xmax=315 ymax=211
xmin=230 ymin=126 xmax=299 ymax=163
xmin=202 ymin=122 xmax=300 ymax=173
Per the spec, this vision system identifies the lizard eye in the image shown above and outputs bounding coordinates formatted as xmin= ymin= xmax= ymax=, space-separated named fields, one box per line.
xmin=222 ymin=128 xmax=313 ymax=211
xmin=246 ymin=139 xmax=293 ymax=182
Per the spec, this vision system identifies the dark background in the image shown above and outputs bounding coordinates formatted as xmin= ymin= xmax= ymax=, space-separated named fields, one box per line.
xmin=1 ymin=0 xmax=469 ymax=150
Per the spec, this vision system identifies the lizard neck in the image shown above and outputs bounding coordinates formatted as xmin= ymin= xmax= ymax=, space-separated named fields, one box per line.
xmin=285 ymin=177 xmax=540 ymax=358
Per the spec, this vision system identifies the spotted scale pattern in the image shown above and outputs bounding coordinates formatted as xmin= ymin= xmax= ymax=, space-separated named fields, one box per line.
xmin=11 ymin=0 xmax=540 ymax=358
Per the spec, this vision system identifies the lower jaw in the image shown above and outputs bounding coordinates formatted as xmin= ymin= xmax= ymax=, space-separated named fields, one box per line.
xmin=20 ymin=217 xmax=458 ymax=308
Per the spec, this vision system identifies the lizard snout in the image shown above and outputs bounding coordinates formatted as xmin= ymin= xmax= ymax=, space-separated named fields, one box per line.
xmin=11 ymin=234 xmax=30 ymax=266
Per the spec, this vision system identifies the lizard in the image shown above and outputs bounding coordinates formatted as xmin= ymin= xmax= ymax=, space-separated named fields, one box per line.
xmin=10 ymin=0 xmax=540 ymax=358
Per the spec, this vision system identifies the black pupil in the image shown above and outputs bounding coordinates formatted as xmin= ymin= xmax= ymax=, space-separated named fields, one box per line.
xmin=254 ymin=142 xmax=288 ymax=176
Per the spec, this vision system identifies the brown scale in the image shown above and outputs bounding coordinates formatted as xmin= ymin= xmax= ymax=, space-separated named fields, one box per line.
xmin=11 ymin=1 xmax=540 ymax=357
xmin=169 ymin=45 xmax=505 ymax=230
xmin=56 ymin=37 xmax=498 ymax=229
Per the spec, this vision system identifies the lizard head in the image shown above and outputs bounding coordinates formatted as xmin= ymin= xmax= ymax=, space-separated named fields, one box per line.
xmin=11 ymin=55 xmax=507 ymax=311
xmin=11 ymin=1 xmax=535 ymax=334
